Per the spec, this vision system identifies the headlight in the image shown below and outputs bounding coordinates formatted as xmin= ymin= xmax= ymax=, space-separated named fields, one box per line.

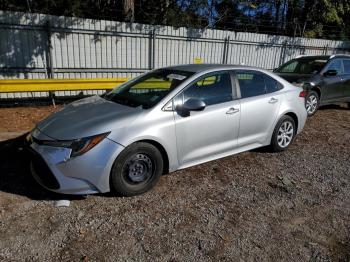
xmin=40 ymin=132 xmax=110 ymax=157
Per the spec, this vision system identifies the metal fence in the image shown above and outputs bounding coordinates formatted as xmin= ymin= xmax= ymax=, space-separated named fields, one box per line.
xmin=1 ymin=10 xmax=350 ymax=99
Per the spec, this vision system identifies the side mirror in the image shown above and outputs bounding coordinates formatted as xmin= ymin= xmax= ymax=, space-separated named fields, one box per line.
xmin=183 ymin=98 xmax=206 ymax=111
xmin=323 ymin=69 xmax=338 ymax=77
xmin=176 ymin=98 xmax=206 ymax=117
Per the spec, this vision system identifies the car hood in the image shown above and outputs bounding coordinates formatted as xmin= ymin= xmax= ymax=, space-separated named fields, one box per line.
xmin=275 ymin=73 xmax=313 ymax=84
xmin=36 ymin=95 xmax=142 ymax=140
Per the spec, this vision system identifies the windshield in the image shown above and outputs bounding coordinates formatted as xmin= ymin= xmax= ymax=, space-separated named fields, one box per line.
xmin=275 ymin=58 xmax=327 ymax=74
xmin=104 ymin=69 xmax=194 ymax=109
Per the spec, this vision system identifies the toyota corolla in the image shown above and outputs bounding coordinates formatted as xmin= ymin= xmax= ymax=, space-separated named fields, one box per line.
xmin=27 ymin=64 xmax=307 ymax=196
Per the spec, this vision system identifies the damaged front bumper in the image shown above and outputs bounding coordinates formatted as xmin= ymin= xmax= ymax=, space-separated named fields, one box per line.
xmin=26 ymin=129 xmax=124 ymax=195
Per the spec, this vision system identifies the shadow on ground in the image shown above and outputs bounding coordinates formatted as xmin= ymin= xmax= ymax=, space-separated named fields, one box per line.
xmin=319 ymin=104 xmax=349 ymax=111
xmin=0 ymin=134 xmax=84 ymax=200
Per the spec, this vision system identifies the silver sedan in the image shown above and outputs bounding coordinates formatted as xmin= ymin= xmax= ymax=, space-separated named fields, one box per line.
xmin=27 ymin=64 xmax=307 ymax=196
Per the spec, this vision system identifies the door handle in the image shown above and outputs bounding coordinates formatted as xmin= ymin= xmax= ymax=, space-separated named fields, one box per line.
xmin=226 ymin=107 xmax=240 ymax=114
xmin=268 ymin=97 xmax=278 ymax=104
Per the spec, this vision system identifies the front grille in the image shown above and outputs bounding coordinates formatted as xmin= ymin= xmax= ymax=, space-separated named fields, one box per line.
xmin=27 ymin=147 xmax=60 ymax=190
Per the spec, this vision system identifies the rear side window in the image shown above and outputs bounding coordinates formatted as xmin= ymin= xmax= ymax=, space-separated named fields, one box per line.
xmin=278 ymin=61 xmax=298 ymax=73
xmin=236 ymin=71 xmax=266 ymax=98
xmin=264 ymin=75 xmax=283 ymax=93
xmin=236 ymin=71 xmax=283 ymax=98
xmin=276 ymin=59 xmax=327 ymax=74
xmin=343 ymin=59 xmax=350 ymax=74
xmin=182 ymin=72 xmax=233 ymax=106
xmin=235 ymin=71 xmax=283 ymax=98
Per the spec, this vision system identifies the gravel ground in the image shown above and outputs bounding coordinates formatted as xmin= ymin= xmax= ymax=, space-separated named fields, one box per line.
xmin=0 ymin=105 xmax=349 ymax=261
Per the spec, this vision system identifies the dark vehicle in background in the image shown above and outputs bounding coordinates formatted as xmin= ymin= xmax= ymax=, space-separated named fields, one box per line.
xmin=274 ymin=54 xmax=350 ymax=116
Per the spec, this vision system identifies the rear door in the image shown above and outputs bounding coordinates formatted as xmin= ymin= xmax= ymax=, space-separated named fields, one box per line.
xmin=321 ymin=58 xmax=344 ymax=102
xmin=233 ymin=70 xmax=283 ymax=147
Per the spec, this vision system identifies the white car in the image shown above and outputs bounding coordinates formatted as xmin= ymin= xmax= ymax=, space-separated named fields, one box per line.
xmin=27 ymin=64 xmax=307 ymax=196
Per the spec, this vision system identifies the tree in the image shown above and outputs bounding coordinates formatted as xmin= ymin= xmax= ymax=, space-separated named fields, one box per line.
xmin=123 ymin=0 xmax=134 ymax=22
xmin=1 ymin=0 xmax=349 ymax=40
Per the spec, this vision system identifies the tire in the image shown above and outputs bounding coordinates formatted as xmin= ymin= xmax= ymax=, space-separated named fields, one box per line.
xmin=110 ymin=142 xmax=163 ymax=197
xmin=270 ymin=115 xmax=296 ymax=152
xmin=305 ymin=90 xmax=319 ymax=116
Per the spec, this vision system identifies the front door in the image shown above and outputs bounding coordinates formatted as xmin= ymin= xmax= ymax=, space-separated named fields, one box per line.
xmin=341 ymin=59 xmax=350 ymax=100
xmin=173 ymin=71 xmax=240 ymax=167
xmin=321 ymin=58 xmax=344 ymax=103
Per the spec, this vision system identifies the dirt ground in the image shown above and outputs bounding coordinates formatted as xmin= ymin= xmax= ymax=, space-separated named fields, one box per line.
xmin=0 ymin=104 xmax=349 ymax=261
xmin=0 ymin=105 xmax=61 ymax=133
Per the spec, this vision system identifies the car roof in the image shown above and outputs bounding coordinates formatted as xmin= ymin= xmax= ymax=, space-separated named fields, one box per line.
xmin=294 ymin=55 xmax=330 ymax=60
xmin=295 ymin=54 xmax=350 ymax=60
xmin=164 ymin=63 xmax=262 ymax=73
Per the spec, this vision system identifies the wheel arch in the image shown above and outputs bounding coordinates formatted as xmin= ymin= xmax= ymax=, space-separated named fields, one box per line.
xmin=108 ymin=138 xmax=171 ymax=194
xmin=268 ymin=110 xmax=299 ymax=145
xmin=310 ymin=86 xmax=321 ymax=100
xmin=136 ymin=139 xmax=170 ymax=175
xmin=268 ymin=111 xmax=299 ymax=152
xmin=284 ymin=111 xmax=298 ymax=133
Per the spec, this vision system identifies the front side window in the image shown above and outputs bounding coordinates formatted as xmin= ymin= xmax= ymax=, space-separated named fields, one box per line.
xmin=342 ymin=59 xmax=350 ymax=74
xmin=275 ymin=58 xmax=327 ymax=74
xmin=181 ymin=72 xmax=233 ymax=106
xmin=325 ymin=59 xmax=343 ymax=74
xmin=104 ymin=69 xmax=194 ymax=108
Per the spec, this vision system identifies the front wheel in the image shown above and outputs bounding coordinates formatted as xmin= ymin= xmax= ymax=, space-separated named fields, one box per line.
xmin=110 ymin=142 xmax=163 ymax=197
xmin=270 ymin=115 xmax=296 ymax=152
xmin=305 ymin=91 xmax=319 ymax=116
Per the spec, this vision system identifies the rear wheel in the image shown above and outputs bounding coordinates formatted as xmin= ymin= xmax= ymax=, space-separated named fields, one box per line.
xmin=270 ymin=115 xmax=296 ymax=152
xmin=305 ymin=91 xmax=319 ymax=116
xmin=110 ymin=142 xmax=163 ymax=196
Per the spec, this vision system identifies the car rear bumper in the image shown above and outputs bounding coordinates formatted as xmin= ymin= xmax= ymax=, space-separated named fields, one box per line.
xmin=27 ymin=133 xmax=124 ymax=195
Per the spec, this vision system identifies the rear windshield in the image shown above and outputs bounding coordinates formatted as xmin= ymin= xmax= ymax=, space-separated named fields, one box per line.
xmin=275 ymin=58 xmax=327 ymax=74
xmin=104 ymin=69 xmax=194 ymax=109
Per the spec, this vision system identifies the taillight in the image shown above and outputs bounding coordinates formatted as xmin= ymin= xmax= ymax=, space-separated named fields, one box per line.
xmin=299 ymin=91 xmax=306 ymax=97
